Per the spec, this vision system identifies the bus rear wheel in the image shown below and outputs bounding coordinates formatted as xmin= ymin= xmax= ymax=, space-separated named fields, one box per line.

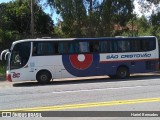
xmin=36 ymin=70 xmax=52 ymax=84
xmin=109 ymin=75 xmax=116 ymax=79
xmin=116 ymin=67 xmax=129 ymax=79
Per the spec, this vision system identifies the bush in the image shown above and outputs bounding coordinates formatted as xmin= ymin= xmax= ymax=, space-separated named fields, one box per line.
xmin=0 ymin=62 xmax=6 ymax=76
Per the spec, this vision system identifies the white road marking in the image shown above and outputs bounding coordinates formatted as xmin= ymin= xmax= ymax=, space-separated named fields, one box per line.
xmin=52 ymin=85 xmax=144 ymax=94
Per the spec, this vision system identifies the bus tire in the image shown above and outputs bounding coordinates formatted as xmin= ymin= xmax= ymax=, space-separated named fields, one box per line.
xmin=116 ymin=66 xmax=129 ymax=79
xmin=109 ymin=75 xmax=116 ymax=79
xmin=36 ymin=70 xmax=52 ymax=84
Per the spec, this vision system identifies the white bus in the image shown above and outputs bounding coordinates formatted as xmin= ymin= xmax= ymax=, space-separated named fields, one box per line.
xmin=0 ymin=36 xmax=159 ymax=84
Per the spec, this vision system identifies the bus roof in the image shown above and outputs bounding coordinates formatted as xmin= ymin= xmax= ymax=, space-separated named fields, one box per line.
xmin=12 ymin=36 xmax=156 ymax=44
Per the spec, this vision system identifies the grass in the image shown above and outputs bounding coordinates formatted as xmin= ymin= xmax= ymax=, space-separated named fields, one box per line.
xmin=0 ymin=63 xmax=6 ymax=76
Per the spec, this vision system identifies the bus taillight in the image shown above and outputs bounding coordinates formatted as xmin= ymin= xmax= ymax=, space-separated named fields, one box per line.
xmin=6 ymin=74 xmax=12 ymax=82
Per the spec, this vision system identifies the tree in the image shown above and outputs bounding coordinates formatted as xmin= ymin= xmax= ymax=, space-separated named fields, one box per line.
xmin=150 ymin=12 xmax=160 ymax=38
xmin=47 ymin=0 xmax=87 ymax=37
xmin=136 ymin=16 xmax=152 ymax=36
xmin=94 ymin=0 xmax=133 ymax=37
xmin=47 ymin=0 xmax=133 ymax=37
xmin=0 ymin=0 xmax=54 ymax=38
xmin=0 ymin=0 xmax=56 ymax=52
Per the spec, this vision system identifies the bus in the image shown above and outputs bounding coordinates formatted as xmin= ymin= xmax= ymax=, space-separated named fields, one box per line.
xmin=0 ymin=36 xmax=159 ymax=84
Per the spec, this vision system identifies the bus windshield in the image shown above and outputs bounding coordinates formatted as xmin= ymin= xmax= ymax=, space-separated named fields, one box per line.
xmin=10 ymin=42 xmax=31 ymax=70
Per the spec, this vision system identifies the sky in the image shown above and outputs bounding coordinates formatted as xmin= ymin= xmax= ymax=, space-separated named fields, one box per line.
xmin=0 ymin=0 xmax=155 ymax=24
xmin=0 ymin=0 xmax=11 ymax=2
xmin=133 ymin=0 xmax=157 ymax=17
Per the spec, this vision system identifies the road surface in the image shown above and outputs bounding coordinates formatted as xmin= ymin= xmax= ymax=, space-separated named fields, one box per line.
xmin=0 ymin=73 xmax=160 ymax=119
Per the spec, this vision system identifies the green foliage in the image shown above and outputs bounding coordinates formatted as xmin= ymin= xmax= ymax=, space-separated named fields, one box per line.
xmin=48 ymin=0 xmax=87 ymax=37
xmin=136 ymin=16 xmax=152 ymax=36
xmin=0 ymin=0 xmax=160 ymax=42
xmin=46 ymin=0 xmax=160 ymax=38
xmin=99 ymin=0 xmax=133 ymax=37
xmin=47 ymin=0 xmax=133 ymax=37
xmin=0 ymin=62 xmax=5 ymax=76
xmin=0 ymin=29 xmax=18 ymax=48
xmin=3 ymin=0 xmax=54 ymax=36
xmin=54 ymin=26 xmax=65 ymax=37
xmin=150 ymin=12 xmax=160 ymax=38
xmin=0 ymin=0 xmax=55 ymax=51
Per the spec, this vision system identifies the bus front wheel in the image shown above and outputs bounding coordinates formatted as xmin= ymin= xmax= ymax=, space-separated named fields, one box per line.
xmin=36 ymin=70 xmax=52 ymax=84
xmin=116 ymin=67 xmax=129 ymax=79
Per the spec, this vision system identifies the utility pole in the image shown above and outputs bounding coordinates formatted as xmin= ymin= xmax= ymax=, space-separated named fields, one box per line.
xmin=89 ymin=0 xmax=92 ymax=37
xmin=131 ymin=0 xmax=134 ymax=37
xmin=31 ymin=0 xmax=34 ymax=38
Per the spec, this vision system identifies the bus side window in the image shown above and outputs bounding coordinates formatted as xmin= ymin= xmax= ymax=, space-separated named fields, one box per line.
xmin=93 ymin=42 xmax=99 ymax=52
xmin=58 ymin=42 xmax=70 ymax=54
xmin=118 ymin=40 xmax=130 ymax=52
xmin=117 ymin=41 xmax=124 ymax=52
xmin=141 ymin=40 xmax=147 ymax=51
xmin=69 ymin=43 xmax=73 ymax=53
xmin=141 ymin=39 xmax=155 ymax=51
xmin=58 ymin=42 xmax=64 ymax=54
xmin=64 ymin=42 xmax=69 ymax=53
xmin=113 ymin=41 xmax=118 ymax=53
xmin=74 ymin=42 xmax=80 ymax=53
xmin=54 ymin=42 xmax=58 ymax=54
xmin=99 ymin=41 xmax=107 ymax=52
xmin=130 ymin=40 xmax=140 ymax=52
xmin=33 ymin=43 xmax=38 ymax=55
xmin=33 ymin=42 xmax=55 ymax=56
xmin=36 ymin=43 xmax=47 ymax=55
xmin=79 ymin=42 xmax=90 ymax=53
xmin=47 ymin=42 xmax=55 ymax=55
xmin=125 ymin=41 xmax=130 ymax=52
xmin=148 ymin=39 xmax=155 ymax=50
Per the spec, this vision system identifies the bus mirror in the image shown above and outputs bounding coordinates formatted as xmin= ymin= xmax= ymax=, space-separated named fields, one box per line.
xmin=5 ymin=52 xmax=10 ymax=61
xmin=0 ymin=49 xmax=9 ymax=61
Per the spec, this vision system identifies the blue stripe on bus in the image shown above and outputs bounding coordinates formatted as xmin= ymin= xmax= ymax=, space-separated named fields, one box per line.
xmin=62 ymin=54 xmax=158 ymax=77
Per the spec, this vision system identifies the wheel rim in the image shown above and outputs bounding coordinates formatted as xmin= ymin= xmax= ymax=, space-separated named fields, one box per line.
xmin=117 ymin=67 xmax=128 ymax=78
xmin=119 ymin=70 xmax=127 ymax=78
xmin=40 ymin=74 xmax=48 ymax=81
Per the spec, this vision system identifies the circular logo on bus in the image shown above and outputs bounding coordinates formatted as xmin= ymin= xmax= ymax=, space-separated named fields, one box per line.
xmin=69 ymin=54 xmax=93 ymax=70
xmin=62 ymin=54 xmax=100 ymax=77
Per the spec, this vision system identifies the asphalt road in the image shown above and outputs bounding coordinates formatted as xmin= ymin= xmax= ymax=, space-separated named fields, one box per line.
xmin=0 ymin=73 xmax=160 ymax=119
